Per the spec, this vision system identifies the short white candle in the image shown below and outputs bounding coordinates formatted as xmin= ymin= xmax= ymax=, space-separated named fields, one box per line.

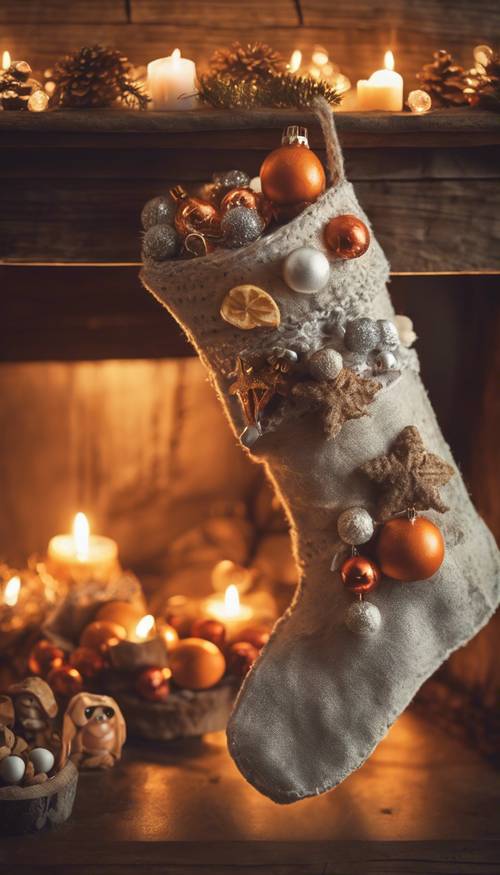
xmin=147 ymin=48 xmax=197 ymax=110
xmin=204 ymin=585 xmax=254 ymax=640
xmin=357 ymin=51 xmax=403 ymax=111
xmin=47 ymin=512 xmax=119 ymax=584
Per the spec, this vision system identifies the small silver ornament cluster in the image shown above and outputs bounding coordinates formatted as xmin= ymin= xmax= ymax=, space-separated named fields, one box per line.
xmin=336 ymin=507 xmax=381 ymax=637
xmin=141 ymin=194 xmax=180 ymax=262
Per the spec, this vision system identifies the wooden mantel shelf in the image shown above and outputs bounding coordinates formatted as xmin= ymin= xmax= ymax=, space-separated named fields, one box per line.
xmin=1 ymin=713 xmax=499 ymax=874
xmin=2 ymin=107 xmax=500 ymax=148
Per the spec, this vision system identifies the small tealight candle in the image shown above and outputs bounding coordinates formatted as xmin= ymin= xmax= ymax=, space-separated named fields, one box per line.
xmin=204 ymin=584 xmax=254 ymax=640
xmin=147 ymin=48 xmax=197 ymax=110
xmin=357 ymin=51 xmax=403 ymax=111
xmin=47 ymin=512 xmax=119 ymax=584
xmin=110 ymin=613 xmax=169 ymax=670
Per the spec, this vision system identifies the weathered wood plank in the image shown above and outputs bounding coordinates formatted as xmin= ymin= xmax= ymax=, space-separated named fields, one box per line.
xmin=0 ymin=0 xmax=127 ymax=24
xmin=0 ymin=715 xmax=499 ymax=868
xmin=130 ymin=0 xmax=299 ymax=26
xmin=0 ymin=22 xmax=494 ymax=85
xmin=1 ymin=177 xmax=498 ymax=271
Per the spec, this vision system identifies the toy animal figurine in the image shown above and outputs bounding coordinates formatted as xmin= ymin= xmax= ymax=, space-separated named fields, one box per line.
xmin=61 ymin=692 xmax=126 ymax=770
xmin=8 ymin=677 xmax=58 ymax=748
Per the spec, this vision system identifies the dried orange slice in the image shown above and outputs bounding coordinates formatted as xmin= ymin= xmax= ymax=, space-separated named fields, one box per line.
xmin=220 ymin=285 xmax=280 ymax=330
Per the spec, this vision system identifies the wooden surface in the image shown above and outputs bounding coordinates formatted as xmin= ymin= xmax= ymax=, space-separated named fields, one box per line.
xmin=1 ymin=109 xmax=499 ymax=271
xmin=1 ymin=0 xmax=499 ymax=86
xmin=0 ymin=712 xmax=498 ymax=873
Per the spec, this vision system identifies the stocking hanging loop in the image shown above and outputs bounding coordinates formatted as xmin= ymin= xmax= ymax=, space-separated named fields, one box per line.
xmin=313 ymin=97 xmax=345 ymax=188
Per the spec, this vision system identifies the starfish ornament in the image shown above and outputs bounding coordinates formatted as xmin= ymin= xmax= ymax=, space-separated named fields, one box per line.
xmin=292 ymin=368 xmax=381 ymax=439
xmin=359 ymin=425 xmax=455 ymax=521
xmin=229 ymin=356 xmax=290 ymax=428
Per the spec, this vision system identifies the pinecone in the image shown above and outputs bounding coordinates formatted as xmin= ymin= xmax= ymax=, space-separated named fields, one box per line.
xmin=463 ymin=46 xmax=500 ymax=110
xmin=417 ymin=49 xmax=467 ymax=107
xmin=51 ymin=44 xmax=148 ymax=108
xmin=209 ymin=42 xmax=286 ymax=84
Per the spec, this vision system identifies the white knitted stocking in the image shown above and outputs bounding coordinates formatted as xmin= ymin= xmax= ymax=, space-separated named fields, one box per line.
xmin=141 ymin=103 xmax=499 ymax=803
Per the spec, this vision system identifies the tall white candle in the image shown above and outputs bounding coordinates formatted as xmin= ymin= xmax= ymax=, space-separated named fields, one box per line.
xmin=147 ymin=48 xmax=197 ymax=110
xmin=357 ymin=51 xmax=403 ymax=111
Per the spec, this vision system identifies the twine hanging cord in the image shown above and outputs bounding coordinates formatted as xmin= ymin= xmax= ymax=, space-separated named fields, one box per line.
xmin=313 ymin=96 xmax=345 ymax=187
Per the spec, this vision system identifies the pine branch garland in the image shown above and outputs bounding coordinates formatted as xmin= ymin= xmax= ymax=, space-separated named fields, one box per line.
xmin=198 ymin=72 xmax=341 ymax=110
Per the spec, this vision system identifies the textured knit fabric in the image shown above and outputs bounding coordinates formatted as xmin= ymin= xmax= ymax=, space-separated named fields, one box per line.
xmin=141 ymin=104 xmax=499 ymax=803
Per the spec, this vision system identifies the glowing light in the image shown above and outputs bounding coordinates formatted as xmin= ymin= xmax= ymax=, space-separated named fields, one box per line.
xmin=73 ymin=513 xmax=90 ymax=562
xmin=28 ymin=90 xmax=49 ymax=112
xmin=4 ymin=575 xmax=20 ymax=607
xmin=2 ymin=51 xmax=10 ymax=71
xmin=384 ymin=50 xmax=395 ymax=71
xmin=171 ymin=48 xmax=181 ymax=67
xmin=289 ymin=50 xmax=302 ymax=74
xmin=135 ymin=614 xmax=155 ymax=641
xmin=224 ymin=584 xmax=240 ymax=618
xmin=312 ymin=48 xmax=329 ymax=67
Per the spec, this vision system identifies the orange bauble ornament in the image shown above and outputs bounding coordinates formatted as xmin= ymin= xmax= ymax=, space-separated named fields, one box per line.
xmin=80 ymin=620 xmax=126 ymax=652
xmin=340 ymin=555 xmax=381 ymax=594
xmin=324 ymin=214 xmax=370 ymax=259
xmin=47 ymin=665 xmax=83 ymax=697
xmin=69 ymin=646 xmax=105 ymax=679
xmin=170 ymin=185 xmax=221 ymax=239
xmin=260 ymin=126 xmax=326 ymax=206
xmin=168 ymin=638 xmax=226 ymax=691
xmin=376 ymin=516 xmax=445 ymax=582
xmin=136 ymin=666 xmax=171 ymax=702
xmin=28 ymin=640 xmax=65 ymax=677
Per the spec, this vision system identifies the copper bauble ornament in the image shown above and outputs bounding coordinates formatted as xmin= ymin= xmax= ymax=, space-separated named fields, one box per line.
xmin=28 ymin=640 xmax=65 ymax=677
xmin=226 ymin=641 xmax=259 ymax=679
xmin=47 ymin=665 xmax=83 ymax=697
xmin=237 ymin=626 xmax=271 ymax=650
xmin=135 ymin=666 xmax=171 ymax=702
xmin=260 ymin=126 xmax=326 ymax=206
xmin=340 ymin=555 xmax=381 ymax=594
xmin=79 ymin=620 xmax=126 ymax=652
xmin=170 ymin=185 xmax=221 ymax=239
xmin=376 ymin=516 xmax=445 ymax=582
xmin=69 ymin=646 xmax=105 ymax=679
xmin=168 ymin=638 xmax=226 ymax=691
xmin=324 ymin=214 xmax=370 ymax=259
xmin=191 ymin=618 xmax=226 ymax=649
xmin=220 ymin=188 xmax=273 ymax=226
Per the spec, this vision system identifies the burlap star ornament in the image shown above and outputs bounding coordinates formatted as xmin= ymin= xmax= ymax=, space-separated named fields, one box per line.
xmin=292 ymin=368 xmax=381 ymax=439
xmin=359 ymin=425 xmax=455 ymax=521
xmin=229 ymin=356 xmax=291 ymax=427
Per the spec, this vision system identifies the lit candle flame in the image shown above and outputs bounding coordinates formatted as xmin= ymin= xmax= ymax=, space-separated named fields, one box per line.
xmin=135 ymin=614 xmax=155 ymax=641
xmin=2 ymin=51 xmax=10 ymax=71
xmin=171 ymin=48 xmax=181 ymax=66
xmin=4 ymin=575 xmax=20 ymax=607
xmin=384 ymin=50 xmax=395 ymax=71
xmin=312 ymin=48 xmax=329 ymax=67
xmin=289 ymin=50 xmax=302 ymax=74
xmin=73 ymin=512 xmax=90 ymax=561
xmin=224 ymin=584 xmax=240 ymax=618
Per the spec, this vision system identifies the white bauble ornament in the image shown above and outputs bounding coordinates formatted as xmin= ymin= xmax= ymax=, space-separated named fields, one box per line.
xmin=345 ymin=600 xmax=381 ymax=636
xmin=337 ymin=507 xmax=374 ymax=545
xmin=0 ymin=755 xmax=26 ymax=785
xmin=249 ymin=176 xmax=262 ymax=193
xmin=29 ymin=747 xmax=55 ymax=774
xmin=307 ymin=348 xmax=343 ymax=382
xmin=283 ymin=247 xmax=330 ymax=294
xmin=373 ymin=350 xmax=398 ymax=372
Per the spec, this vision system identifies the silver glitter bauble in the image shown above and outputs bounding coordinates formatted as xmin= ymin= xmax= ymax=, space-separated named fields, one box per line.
xmin=344 ymin=317 xmax=379 ymax=353
xmin=213 ymin=169 xmax=251 ymax=191
xmin=377 ymin=319 xmax=399 ymax=350
xmin=373 ymin=350 xmax=398 ymax=372
xmin=142 ymin=224 xmax=179 ymax=261
xmin=337 ymin=507 xmax=374 ymax=545
xmin=240 ymin=425 xmax=262 ymax=448
xmin=141 ymin=195 xmax=177 ymax=231
xmin=307 ymin=347 xmax=343 ymax=382
xmin=221 ymin=206 xmax=264 ymax=249
xmin=283 ymin=247 xmax=330 ymax=294
xmin=345 ymin=600 xmax=381 ymax=636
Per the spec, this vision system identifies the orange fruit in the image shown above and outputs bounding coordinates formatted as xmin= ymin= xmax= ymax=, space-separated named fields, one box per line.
xmin=220 ymin=284 xmax=280 ymax=330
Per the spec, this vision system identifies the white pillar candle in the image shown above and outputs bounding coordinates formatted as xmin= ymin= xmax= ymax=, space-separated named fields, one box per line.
xmin=147 ymin=48 xmax=197 ymax=110
xmin=47 ymin=512 xmax=119 ymax=584
xmin=357 ymin=51 xmax=403 ymax=111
